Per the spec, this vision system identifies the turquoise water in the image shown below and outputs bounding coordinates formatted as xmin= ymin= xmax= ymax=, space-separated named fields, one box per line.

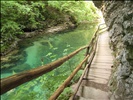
xmin=1 ymin=23 xmax=97 ymax=100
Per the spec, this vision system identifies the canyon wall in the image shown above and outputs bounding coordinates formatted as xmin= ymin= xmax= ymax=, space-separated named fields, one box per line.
xmin=102 ymin=1 xmax=133 ymax=100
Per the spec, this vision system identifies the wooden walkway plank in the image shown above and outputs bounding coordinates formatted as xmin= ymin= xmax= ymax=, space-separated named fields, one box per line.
xmin=87 ymin=31 xmax=113 ymax=84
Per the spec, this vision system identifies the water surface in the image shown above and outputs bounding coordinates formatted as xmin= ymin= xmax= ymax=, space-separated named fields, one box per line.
xmin=1 ymin=23 xmax=97 ymax=100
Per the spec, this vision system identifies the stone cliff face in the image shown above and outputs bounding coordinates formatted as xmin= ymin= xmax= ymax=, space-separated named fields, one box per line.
xmin=101 ymin=1 xmax=133 ymax=100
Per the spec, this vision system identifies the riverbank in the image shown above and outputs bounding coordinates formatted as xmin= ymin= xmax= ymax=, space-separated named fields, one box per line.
xmin=1 ymin=21 xmax=97 ymax=71
xmin=1 ymin=22 xmax=76 ymax=56
xmin=0 ymin=21 xmax=77 ymax=70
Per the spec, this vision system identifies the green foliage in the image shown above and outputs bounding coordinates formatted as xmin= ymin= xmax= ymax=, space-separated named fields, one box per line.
xmin=1 ymin=1 xmax=98 ymax=53
xmin=73 ymin=70 xmax=83 ymax=83
xmin=48 ymin=1 xmax=98 ymax=23
xmin=57 ymin=87 xmax=72 ymax=100
xmin=1 ymin=1 xmax=23 ymax=46
xmin=1 ymin=1 xmax=46 ymax=53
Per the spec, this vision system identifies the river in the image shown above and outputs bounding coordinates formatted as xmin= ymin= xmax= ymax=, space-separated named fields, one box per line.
xmin=1 ymin=23 xmax=97 ymax=100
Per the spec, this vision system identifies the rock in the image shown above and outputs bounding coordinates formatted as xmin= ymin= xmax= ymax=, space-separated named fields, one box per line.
xmin=93 ymin=1 xmax=103 ymax=9
xmin=123 ymin=20 xmax=131 ymax=29
xmin=1 ymin=63 xmax=16 ymax=69
xmin=123 ymin=33 xmax=133 ymax=45
xmin=1 ymin=50 xmax=26 ymax=70
xmin=102 ymin=1 xmax=133 ymax=100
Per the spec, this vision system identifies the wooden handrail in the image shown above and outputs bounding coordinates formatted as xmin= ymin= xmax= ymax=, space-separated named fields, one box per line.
xmin=84 ymin=23 xmax=106 ymax=66
xmin=70 ymin=23 xmax=107 ymax=100
xmin=49 ymin=55 xmax=90 ymax=100
xmin=0 ymin=45 xmax=88 ymax=95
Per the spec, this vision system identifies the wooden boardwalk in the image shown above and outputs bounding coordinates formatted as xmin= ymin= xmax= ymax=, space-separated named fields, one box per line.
xmin=72 ymin=31 xmax=113 ymax=100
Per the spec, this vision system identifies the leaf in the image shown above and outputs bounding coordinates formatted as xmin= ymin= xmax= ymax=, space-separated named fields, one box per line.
xmin=63 ymin=49 xmax=68 ymax=52
xmin=53 ymin=47 xmax=58 ymax=50
xmin=46 ymin=52 xmax=52 ymax=57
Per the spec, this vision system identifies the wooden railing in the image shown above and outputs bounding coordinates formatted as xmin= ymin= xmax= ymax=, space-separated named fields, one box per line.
xmin=0 ymin=23 xmax=107 ymax=100
xmin=1 ymin=46 xmax=88 ymax=95
xmin=69 ymin=23 xmax=108 ymax=100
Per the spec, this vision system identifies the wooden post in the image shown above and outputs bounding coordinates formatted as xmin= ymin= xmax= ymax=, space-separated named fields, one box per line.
xmin=84 ymin=46 xmax=90 ymax=68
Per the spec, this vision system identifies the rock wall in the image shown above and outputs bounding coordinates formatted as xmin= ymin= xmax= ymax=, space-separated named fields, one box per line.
xmin=102 ymin=1 xmax=133 ymax=100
